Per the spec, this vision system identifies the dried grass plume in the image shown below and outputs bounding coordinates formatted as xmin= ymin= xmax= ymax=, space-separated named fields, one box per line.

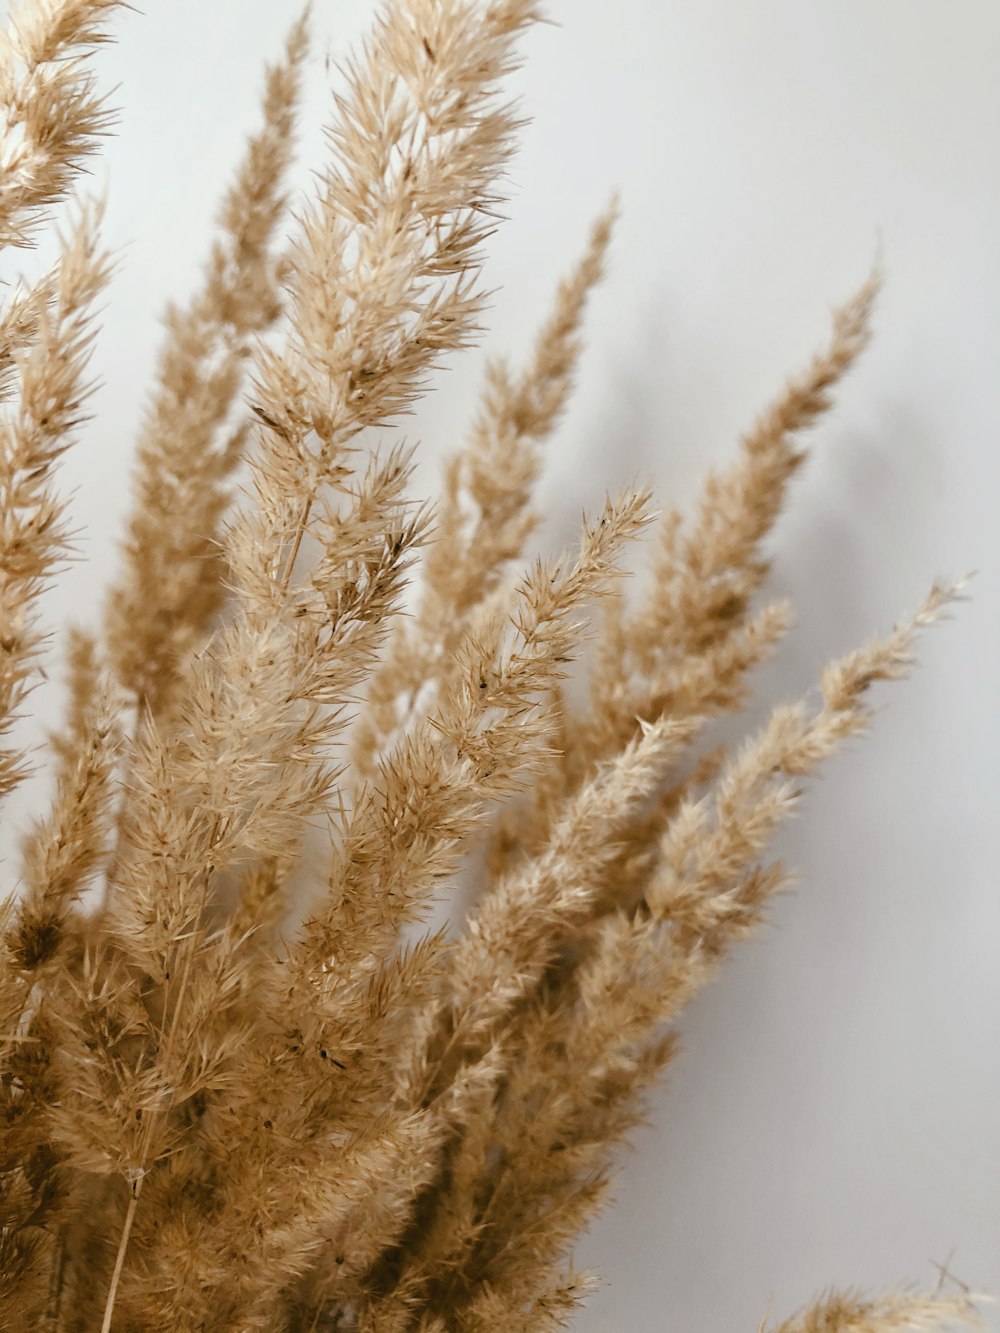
xmin=0 ymin=1 xmax=981 ymax=1330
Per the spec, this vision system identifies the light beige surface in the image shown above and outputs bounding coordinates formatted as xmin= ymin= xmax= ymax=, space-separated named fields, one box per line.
xmin=2 ymin=0 xmax=997 ymax=1327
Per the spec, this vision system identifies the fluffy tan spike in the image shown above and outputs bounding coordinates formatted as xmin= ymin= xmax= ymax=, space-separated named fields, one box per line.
xmin=0 ymin=2 xmax=976 ymax=1330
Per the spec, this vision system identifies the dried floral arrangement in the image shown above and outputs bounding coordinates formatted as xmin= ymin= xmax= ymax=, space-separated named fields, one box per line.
xmin=0 ymin=1 xmax=982 ymax=1330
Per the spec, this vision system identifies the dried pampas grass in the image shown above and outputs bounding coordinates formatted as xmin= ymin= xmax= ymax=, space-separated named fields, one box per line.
xmin=0 ymin=1 xmax=983 ymax=1330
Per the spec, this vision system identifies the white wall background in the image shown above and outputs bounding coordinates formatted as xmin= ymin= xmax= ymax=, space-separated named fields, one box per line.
xmin=3 ymin=1 xmax=998 ymax=1328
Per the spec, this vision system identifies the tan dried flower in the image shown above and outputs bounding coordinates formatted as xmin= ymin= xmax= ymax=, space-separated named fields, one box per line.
xmin=0 ymin=2 xmax=980 ymax=1331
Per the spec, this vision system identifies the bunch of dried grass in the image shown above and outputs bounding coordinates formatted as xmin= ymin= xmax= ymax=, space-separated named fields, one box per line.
xmin=0 ymin=1 xmax=981 ymax=1330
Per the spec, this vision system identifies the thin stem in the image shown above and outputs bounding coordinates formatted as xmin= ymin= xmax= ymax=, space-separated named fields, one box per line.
xmin=99 ymin=815 xmax=226 ymax=1329
xmin=100 ymin=1187 xmax=140 ymax=1333
xmin=279 ymin=492 xmax=315 ymax=594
